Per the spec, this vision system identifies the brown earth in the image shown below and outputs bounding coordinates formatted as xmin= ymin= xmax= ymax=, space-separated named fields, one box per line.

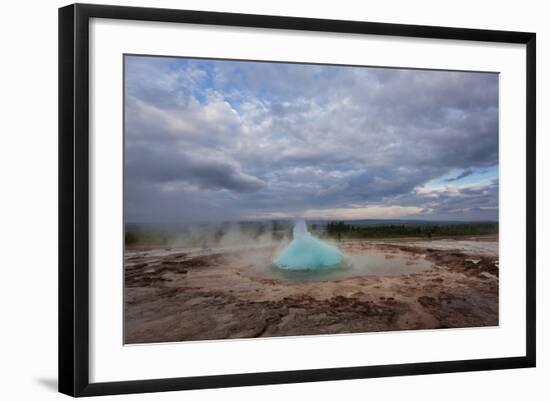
xmin=124 ymin=237 xmax=498 ymax=344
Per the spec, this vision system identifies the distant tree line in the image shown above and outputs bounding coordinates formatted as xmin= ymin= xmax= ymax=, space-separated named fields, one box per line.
xmin=325 ymin=221 xmax=498 ymax=239
xmin=124 ymin=220 xmax=293 ymax=247
xmin=125 ymin=220 xmax=499 ymax=246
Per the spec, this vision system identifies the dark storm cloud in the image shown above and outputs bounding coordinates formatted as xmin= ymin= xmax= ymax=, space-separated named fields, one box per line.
xmin=445 ymin=169 xmax=474 ymax=182
xmin=125 ymin=144 xmax=266 ymax=193
xmin=124 ymin=56 xmax=499 ymax=222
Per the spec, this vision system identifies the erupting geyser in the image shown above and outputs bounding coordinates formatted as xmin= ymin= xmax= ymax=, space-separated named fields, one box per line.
xmin=275 ymin=220 xmax=343 ymax=270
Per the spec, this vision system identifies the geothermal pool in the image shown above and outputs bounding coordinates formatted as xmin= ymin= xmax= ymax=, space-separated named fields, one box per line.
xmin=126 ymin=242 xmax=435 ymax=283
xmin=264 ymin=220 xmax=433 ymax=281
xmin=233 ymin=245 xmax=434 ymax=283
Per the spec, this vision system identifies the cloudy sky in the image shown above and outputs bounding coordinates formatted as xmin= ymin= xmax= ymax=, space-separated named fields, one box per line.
xmin=124 ymin=55 xmax=499 ymax=223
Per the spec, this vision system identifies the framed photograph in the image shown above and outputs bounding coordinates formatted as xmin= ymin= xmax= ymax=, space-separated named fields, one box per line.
xmin=58 ymin=3 xmax=536 ymax=397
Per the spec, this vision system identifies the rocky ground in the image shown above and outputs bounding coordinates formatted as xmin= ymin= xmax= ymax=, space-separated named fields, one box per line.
xmin=124 ymin=236 xmax=498 ymax=344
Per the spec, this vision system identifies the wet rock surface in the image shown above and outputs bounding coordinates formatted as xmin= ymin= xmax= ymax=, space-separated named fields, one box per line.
xmin=124 ymin=237 xmax=498 ymax=344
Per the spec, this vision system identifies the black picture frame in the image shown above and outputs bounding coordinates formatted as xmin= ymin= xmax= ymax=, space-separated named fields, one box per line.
xmin=59 ymin=3 xmax=536 ymax=397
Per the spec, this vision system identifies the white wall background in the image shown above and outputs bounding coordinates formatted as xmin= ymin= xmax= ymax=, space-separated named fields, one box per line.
xmin=0 ymin=0 xmax=547 ymax=399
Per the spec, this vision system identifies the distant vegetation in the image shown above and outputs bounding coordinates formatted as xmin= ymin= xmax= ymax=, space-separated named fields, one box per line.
xmin=125 ymin=230 xmax=171 ymax=247
xmin=124 ymin=221 xmax=293 ymax=248
xmin=125 ymin=220 xmax=498 ymax=247
xmin=324 ymin=221 xmax=498 ymax=239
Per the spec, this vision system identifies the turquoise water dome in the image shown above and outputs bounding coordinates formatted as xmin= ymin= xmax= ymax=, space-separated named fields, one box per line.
xmin=275 ymin=220 xmax=343 ymax=270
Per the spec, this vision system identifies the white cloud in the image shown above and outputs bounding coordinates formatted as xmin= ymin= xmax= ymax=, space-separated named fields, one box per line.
xmin=124 ymin=56 xmax=499 ymax=222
